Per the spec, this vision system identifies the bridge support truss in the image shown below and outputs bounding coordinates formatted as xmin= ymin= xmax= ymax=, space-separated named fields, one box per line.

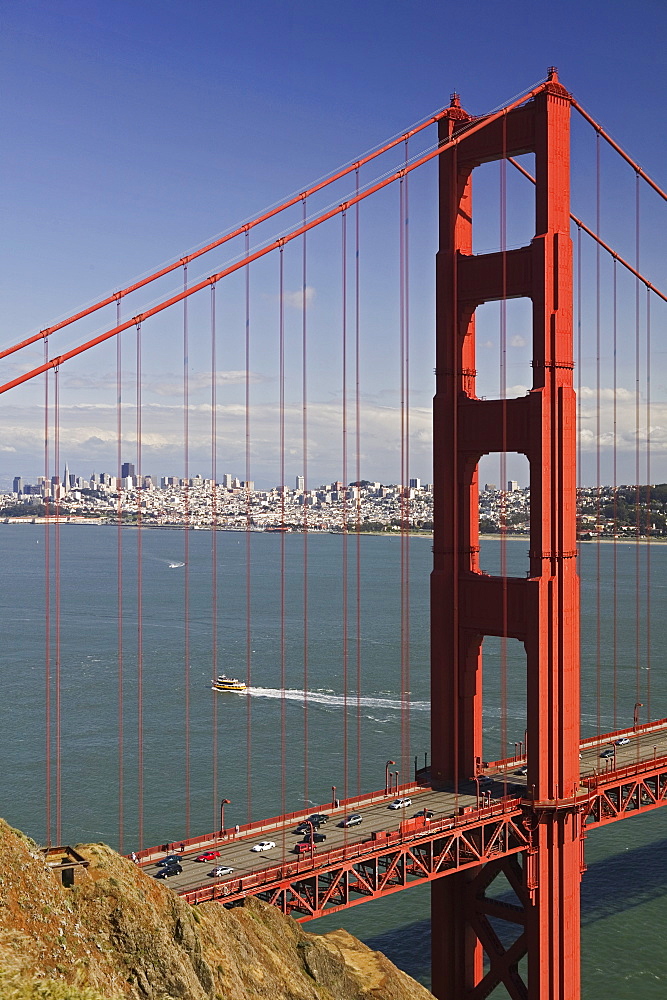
xmin=431 ymin=70 xmax=581 ymax=999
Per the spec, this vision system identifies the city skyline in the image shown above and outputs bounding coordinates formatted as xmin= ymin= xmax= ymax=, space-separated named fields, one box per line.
xmin=1 ymin=4 xmax=665 ymax=495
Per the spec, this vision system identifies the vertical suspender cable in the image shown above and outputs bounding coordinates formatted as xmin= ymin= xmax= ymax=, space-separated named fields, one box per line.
xmin=341 ymin=210 xmax=349 ymax=804
xmin=279 ymin=245 xmax=287 ymax=850
xmin=301 ymin=198 xmax=310 ymax=804
xmin=116 ymin=299 xmax=124 ymax=851
xmin=136 ymin=321 xmax=144 ymax=848
xmin=399 ymin=145 xmax=411 ymax=780
xmin=612 ymin=261 xmax=618 ymax=728
xmin=451 ymin=145 xmax=460 ymax=806
xmin=645 ymin=287 xmax=652 ymax=719
xmin=576 ymin=226 xmax=582 ymax=521
xmin=634 ymin=174 xmax=641 ymax=722
xmin=44 ymin=343 xmax=51 ymax=845
xmin=499 ymin=129 xmax=508 ymax=780
xmin=245 ymin=230 xmax=253 ymax=823
xmin=54 ymin=366 xmax=61 ymax=844
xmin=183 ymin=264 xmax=191 ymax=837
xmin=354 ymin=169 xmax=362 ymax=795
xmin=211 ymin=283 xmax=219 ymax=830
xmin=595 ymin=132 xmax=602 ymax=738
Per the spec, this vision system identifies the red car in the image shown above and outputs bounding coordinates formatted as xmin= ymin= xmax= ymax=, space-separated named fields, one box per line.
xmin=195 ymin=850 xmax=221 ymax=862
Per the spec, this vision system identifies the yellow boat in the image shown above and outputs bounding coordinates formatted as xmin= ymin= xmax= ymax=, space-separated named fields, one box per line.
xmin=211 ymin=673 xmax=247 ymax=692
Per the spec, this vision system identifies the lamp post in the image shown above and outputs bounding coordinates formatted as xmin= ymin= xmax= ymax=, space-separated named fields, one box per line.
xmin=331 ymin=785 xmax=337 ymax=809
xmin=219 ymin=798 xmax=231 ymax=836
xmin=471 ymin=775 xmax=480 ymax=810
xmin=385 ymin=759 xmax=396 ymax=795
xmin=634 ymin=702 xmax=644 ymax=729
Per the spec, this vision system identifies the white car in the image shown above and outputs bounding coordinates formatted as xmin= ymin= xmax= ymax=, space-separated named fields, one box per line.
xmin=389 ymin=797 xmax=412 ymax=809
xmin=251 ymin=840 xmax=276 ymax=852
xmin=615 ymin=737 xmax=630 ymax=746
xmin=209 ymin=865 xmax=234 ymax=877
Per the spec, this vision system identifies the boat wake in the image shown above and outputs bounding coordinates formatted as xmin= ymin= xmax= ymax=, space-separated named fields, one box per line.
xmin=168 ymin=561 xmax=185 ymax=568
xmin=246 ymin=686 xmax=429 ymax=711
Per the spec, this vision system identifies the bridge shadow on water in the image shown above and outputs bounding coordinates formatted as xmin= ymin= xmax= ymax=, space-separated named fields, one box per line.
xmin=361 ymin=838 xmax=667 ymax=987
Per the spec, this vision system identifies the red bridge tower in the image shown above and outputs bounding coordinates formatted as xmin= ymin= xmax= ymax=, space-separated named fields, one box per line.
xmin=431 ymin=70 xmax=581 ymax=999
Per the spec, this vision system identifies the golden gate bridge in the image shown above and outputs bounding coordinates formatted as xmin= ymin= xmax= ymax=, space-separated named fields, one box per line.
xmin=2 ymin=69 xmax=667 ymax=999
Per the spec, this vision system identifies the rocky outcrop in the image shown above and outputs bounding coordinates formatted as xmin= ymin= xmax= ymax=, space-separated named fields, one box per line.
xmin=0 ymin=820 xmax=432 ymax=1000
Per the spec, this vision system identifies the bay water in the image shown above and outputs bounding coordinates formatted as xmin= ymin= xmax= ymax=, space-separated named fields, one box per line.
xmin=0 ymin=526 xmax=665 ymax=995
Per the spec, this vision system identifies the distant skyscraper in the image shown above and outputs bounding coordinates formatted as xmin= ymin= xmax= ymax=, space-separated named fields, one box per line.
xmin=507 ymin=480 xmax=519 ymax=492
xmin=63 ymin=463 xmax=70 ymax=494
xmin=12 ymin=476 xmax=22 ymax=495
xmin=222 ymin=473 xmax=233 ymax=489
xmin=296 ymin=475 xmax=304 ymax=491
xmin=484 ymin=483 xmax=497 ymax=492
xmin=121 ymin=462 xmax=135 ymax=480
xmin=409 ymin=477 xmax=421 ymax=490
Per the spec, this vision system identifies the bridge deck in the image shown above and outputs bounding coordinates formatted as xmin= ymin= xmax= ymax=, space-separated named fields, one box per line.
xmin=134 ymin=719 xmax=667 ymax=918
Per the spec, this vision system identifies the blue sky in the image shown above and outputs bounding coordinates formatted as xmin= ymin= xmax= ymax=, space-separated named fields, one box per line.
xmin=1 ymin=0 xmax=666 ymax=489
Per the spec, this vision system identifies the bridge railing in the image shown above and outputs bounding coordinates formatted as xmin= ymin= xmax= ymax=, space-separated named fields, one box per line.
xmin=484 ymin=717 xmax=667 ymax=773
xmin=177 ymin=794 xmax=525 ymax=906
xmin=582 ymin=748 xmax=667 ymax=790
xmin=133 ymin=778 xmax=429 ymax=864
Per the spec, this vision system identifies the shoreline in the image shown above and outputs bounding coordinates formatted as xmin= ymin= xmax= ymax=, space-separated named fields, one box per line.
xmin=2 ymin=519 xmax=664 ymax=543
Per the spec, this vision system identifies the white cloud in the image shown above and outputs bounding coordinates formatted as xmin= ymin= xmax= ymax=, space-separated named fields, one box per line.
xmin=510 ymin=335 xmax=526 ymax=348
xmin=263 ymin=286 xmax=316 ymax=309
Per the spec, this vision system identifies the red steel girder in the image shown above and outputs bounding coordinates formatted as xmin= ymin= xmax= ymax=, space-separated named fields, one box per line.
xmin=583 ymin=758 xmax=667 ymax=828
xmin=179 ymin=806 xmax=529 ymax=920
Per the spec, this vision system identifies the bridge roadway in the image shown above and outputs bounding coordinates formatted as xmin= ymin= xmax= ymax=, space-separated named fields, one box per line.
xmin=136 ymin=719 xmax=667 ymax=900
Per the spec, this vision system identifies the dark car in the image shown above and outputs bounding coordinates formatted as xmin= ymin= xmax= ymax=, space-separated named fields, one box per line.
xmin=154 ymin=863 xmax=182 ymax=878
xmin=412 ymin=808 xmax=434 ymax=819
xmin=308 ymin=813 xmax=328 ymax=825
xmin=600 ymin=748 xmax=614 ymax=759
xmin=301 ymin=832 xmax=326 ymax=844
xmin=295 ymin=822 xmax=316 ymax=835
xmin=156 ymin=854 xmax=182 ymax=867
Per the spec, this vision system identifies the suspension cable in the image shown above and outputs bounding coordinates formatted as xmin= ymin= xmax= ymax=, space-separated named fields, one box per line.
xmin=499 ymin=120 xmax=508 ymax=793
xmin=595 ymin=131 xmax=602 ymax=740
xmin=1 ymin=82 xmax=552 ymax=395
xmin=43 ymin=343 xmax=52 ymax=845
xmin=301 ymin=198 xmax=310 ymax=805
xmin=507 ymin=156 xmax=667 ymax=305
xmin=612 ymin=259 xmax=618 ymax=729
xmin=341 ymin=209 xmax=349 ymax=807
xmin=399 ymin=143 xmax=411 ymax=782
xmin=116 ymin=298 xmax=124 ymax=852
xmin=571 ymin=99 xmax=667 ymax=203
xmin=136 ymin=320 xmax=144 ymax=848
xmin=279 ymin=244 xmax=287 ymax=859
xmin=244 ymin=230 xmax=253 ymax=824
xmin=54 ymin=366 xmax=62 ymax=845
xmin=0 ymin=102 xmax=469 ymax=364
xmin=634 ymin=173 xmax=641 ymax=726
xmin=183 ymin=264 xmax=191 ymax=838
xmin=645 ymin=286 xmax=652 ymax=720
xmin=354 ymin=168 xmax=362 ymax=796
xmin=211 ymin=282 xmax=219 ymax=832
